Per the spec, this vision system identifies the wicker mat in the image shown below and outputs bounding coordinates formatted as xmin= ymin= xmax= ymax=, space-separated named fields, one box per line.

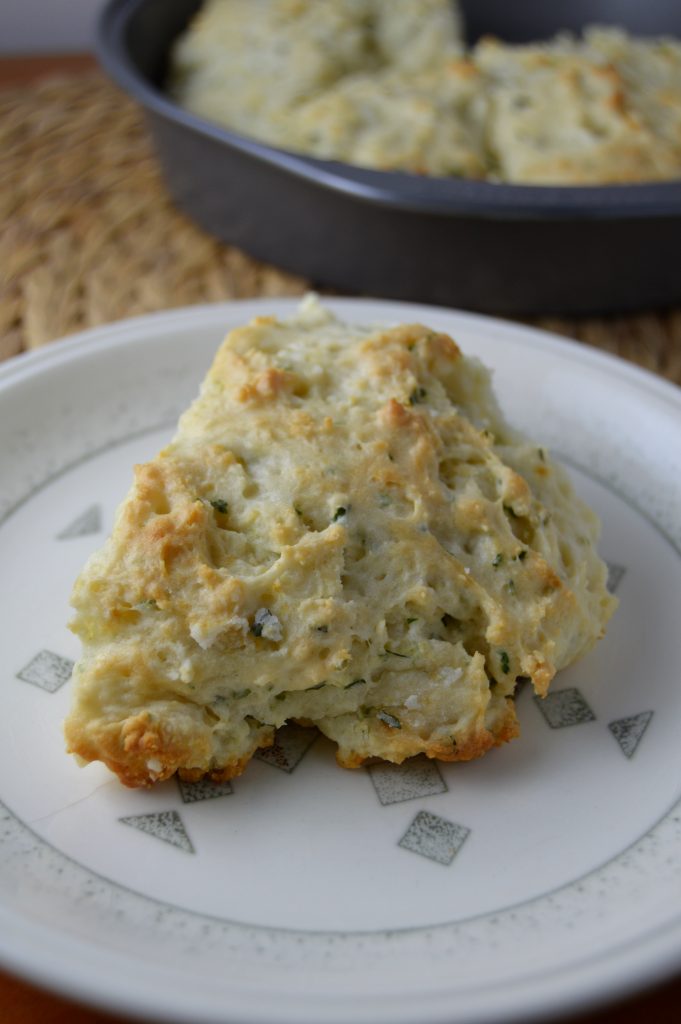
xmin=1 ymin=71 xmax=680 ymax=386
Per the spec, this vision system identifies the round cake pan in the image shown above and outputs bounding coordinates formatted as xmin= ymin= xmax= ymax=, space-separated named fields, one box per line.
xmin=98 ymin=0 xmax=681 ymax=315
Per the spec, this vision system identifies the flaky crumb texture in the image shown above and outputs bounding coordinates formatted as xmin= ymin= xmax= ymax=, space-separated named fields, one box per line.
xmin=65 ymin=297 xmax=616 ymax=786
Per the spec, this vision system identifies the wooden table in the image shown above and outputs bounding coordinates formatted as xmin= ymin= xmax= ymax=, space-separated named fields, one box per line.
xmin=1 ymin=53 xmax=680 ymax=1024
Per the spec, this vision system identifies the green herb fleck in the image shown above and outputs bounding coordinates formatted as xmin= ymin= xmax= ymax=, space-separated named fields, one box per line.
xmin=377 ymin=710 xmax=402 ymax=729
xmin=333 ymin=507 xmax=347 ymax=521
xmin=384 ymin=648 xmax=409 ymax=659
xmin=210 ymin=499 xmax=228 ymax=514
xmin=492 ymin=553 xmax=503 ymax=567
xmin=500 ymin=650 xmax=510 ymax=675
xmin=538 ymin=448 xmax=546 ymax=462
xmin=345 ymin=678 xmax=366 ymax=689
xmin=408 ymin=387 xmax=427 ymax=405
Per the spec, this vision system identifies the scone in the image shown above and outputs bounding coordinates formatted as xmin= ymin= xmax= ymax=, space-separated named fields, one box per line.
xmin=170 ymin=1 xmax=681 ymax=185
xmin=286 ymin=60 xmax=488 ymax=178
xmin=476 ymin=28 xmax=681 ymax=185
xmin=170 ymin=0 xmax=465 ymax=151
xmin=65 ymin=298 xmax=616 ymax=787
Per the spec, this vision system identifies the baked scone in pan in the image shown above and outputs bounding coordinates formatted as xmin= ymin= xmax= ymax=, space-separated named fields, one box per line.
xmin=65 ymin=299 xmax=616 ymax=786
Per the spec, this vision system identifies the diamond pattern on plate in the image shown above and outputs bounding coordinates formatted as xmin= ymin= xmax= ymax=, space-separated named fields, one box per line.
xmin=17 ymin=650 xmax=74 ymax=693
xmin=56 ymin=504 xmax=102 ymax=539
xmin=399 ymin=810 xmax=470 ymax=866
xmin=119 ymin=811 xmax=194 ymax=853
xmin=533 ymin=687 xmax=596 ymax=729
xmin=609 ymin=711 xmax=653 ymax=759
xmin=368 ymin=756 xmax=447 ymax=806
xmin=606 ymin=562 xmax=627 ymax=594
xmin=255 ymin=724 xmax=318 ymax=772
xmin=177 ymin=778 xmax=233 ymax=803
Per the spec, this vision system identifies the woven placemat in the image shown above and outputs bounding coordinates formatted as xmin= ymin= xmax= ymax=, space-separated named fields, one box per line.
xmin=1 ymin=71 xmax=680 ymax=386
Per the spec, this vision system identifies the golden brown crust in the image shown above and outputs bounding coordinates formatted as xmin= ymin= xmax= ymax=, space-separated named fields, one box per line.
xmin=65 ymin=298 xmax=616 ymax=787
xmin=334 ymin=702 xmax=520 ymax=770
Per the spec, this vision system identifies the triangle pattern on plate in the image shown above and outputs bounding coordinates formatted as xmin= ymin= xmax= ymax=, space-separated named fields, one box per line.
xmin=608 ymin=711 xmax=653 ymax=759
xmin=56 ymin=504 xmax=102 ymax=539
xmin=605 ymin=562 xmax=627 ymax=594
xmin=119 ymin=810 xmax=194 ymax=853
xmin=177 ymin=778 xmax=233 ymax=803
xmin=255 ymin=724 xmax=318 ymax=773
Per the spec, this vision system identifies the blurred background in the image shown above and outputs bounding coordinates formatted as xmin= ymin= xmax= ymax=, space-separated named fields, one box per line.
xmin=2 ymin=0 xmax=681 ymax=375
xmin=3 ymin=1 xmax=101 ymax=52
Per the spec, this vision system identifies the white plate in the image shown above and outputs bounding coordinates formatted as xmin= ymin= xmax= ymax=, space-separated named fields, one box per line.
xmin=1 ymin=299 xmax=680 ymax=1024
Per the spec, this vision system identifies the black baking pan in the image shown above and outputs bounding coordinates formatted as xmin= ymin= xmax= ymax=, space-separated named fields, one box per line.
xmin=98 ymin=0 xmax=681 ymax=315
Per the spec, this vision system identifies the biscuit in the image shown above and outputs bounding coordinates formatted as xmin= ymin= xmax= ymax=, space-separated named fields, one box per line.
xmin=170 ymin=1 xmax=681 ymax=184
xmin=477 ymin=29 xmax=681 ymax=184
xmin=65 ymin=298 xmax=616 ymax=787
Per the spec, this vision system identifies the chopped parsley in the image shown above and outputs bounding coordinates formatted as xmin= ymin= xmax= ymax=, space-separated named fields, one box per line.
xmin=384 ymin=648 xmax=409 ymax=658
xmin=210 ymin=499 xmax=228 ymax=514
xmin=500 ymin=650 xmax=510 ymax=675
xmin=408 ymin=387 xmax=427 ymax=405
xmin=537 ymin=448 xmax=546 ymax=462
xmin=377 ymin=710 xmax=402 ymax=729
xmin=333 ymin=507 xmax=347 ymax=521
